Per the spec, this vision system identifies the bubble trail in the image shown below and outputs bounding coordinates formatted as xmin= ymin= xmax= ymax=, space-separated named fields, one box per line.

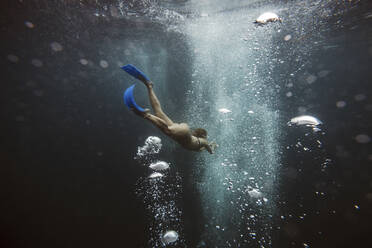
xmin=134 ymin=137 xmax=184 ymax=247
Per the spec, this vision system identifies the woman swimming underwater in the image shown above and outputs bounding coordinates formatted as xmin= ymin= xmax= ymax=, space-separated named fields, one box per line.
xmin=122 ymin=64 xmax=217 ymax=154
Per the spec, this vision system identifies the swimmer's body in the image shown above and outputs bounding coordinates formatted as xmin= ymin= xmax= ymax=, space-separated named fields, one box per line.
xmin=132 ymin=75 xmax=217 ymax=154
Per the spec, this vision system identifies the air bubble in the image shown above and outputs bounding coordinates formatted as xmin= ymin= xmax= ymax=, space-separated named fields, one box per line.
xmin=149 ymin=161 xmax=170 ymax=171
xmin=354 ymin=94 xmax=366 ymax=101
xmin=50 ymin=42 xmax=63 ymax=52
xmin=336 ymin=101 xmax=346 ymax=108
xmin=218 ymin=108 xmax=232 ymax=113
xmin=80 ymin=58 xmax=88 ymax=65
xmin=247 ymin=188 xmax=262 ymax=198
xmin=306 ymin=74 xmax=317 ymax=84
xmin=25 ymin=21 xmax=35 ymax=28
xmin=31 ymin=59 xmax=43 ymax=67
xmin=355 ymin=134 xmax=370 ymax=144
xmin=288 ymin=115 xmax=322 ymax=126
xmin=149 ymin=172 xmax=163 ymax=179
xmin=100 ymin=60 xmax=109 ymax=68
xmin=161 ymin=230 xmax=179 ymax=244
xmin=255 ymin=12 xmax=281 ymax=24
xmin=7 ymin=54 xmax=19 ymax=63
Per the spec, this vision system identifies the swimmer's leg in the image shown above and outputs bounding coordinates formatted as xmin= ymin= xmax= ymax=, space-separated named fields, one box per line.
xmin=142 ymin=112 xmax=171 ymax=134
xmin=144 ymin=82 xmax=174 ymax=126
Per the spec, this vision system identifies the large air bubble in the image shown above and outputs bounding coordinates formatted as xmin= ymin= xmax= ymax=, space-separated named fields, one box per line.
xmin=288 ymin=115 xmax=322 ymax=127
xmin=288 ymin=115 xmax=323 ymax=132
xmin=161 ymin=230 xmax=179 ymax=245
xmin=255 ymin=12 xmax=281 ymax=24
xmin=149 ymin=161 xmax=170 ymax=171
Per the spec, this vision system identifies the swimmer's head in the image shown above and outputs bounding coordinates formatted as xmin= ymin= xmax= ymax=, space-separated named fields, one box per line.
xmin=192 ymin=128 xmax=207 ymax=138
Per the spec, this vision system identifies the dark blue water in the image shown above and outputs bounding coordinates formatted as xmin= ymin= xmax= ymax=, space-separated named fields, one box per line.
xmin=1 ymin=0 xmax=372 ymax=247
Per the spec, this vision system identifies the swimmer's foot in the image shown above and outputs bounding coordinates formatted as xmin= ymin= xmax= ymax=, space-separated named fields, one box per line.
xmin=145 ymin=81 xmax=154 ymax=89
xmin=137 ymin=75 xmax=151 ymax=85
xmin=121 ymin=64 xmax=151 ymax=83
xmin=132 ymin=107 xmax=150 ymax=118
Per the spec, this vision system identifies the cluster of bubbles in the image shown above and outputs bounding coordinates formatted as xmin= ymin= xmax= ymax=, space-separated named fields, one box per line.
xmin=134 ymin=136 xmax=182 ymax=247
xmin=278 ymin=3 xmax=371 ymax=244
xmin=284 ymin=107 xmax=369 ymax=246
xmin=185 ymin=3 xmax=369 ymax=245
xmin=184 ymin=8 xmax=286 ymax=247
xmin=215 ymin=158 xmax=274 ymax=247
xmin=136 ymin=136 xmax=162 ymax=158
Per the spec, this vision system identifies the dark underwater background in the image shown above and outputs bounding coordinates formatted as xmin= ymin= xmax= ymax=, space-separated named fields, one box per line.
xmin=1 ymin=0 xmax=372 ymax=247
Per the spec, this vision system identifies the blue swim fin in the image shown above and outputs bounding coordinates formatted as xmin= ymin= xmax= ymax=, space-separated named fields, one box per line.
xmin=123 ymin=84 xmax=146 ymax=112
xmin=121 ymin=64 xmax=150 ymax=82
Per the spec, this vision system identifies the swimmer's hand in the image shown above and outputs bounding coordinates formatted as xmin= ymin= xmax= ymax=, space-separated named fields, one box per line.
xmin=207 ymin=141 xmax=218 ymax=154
